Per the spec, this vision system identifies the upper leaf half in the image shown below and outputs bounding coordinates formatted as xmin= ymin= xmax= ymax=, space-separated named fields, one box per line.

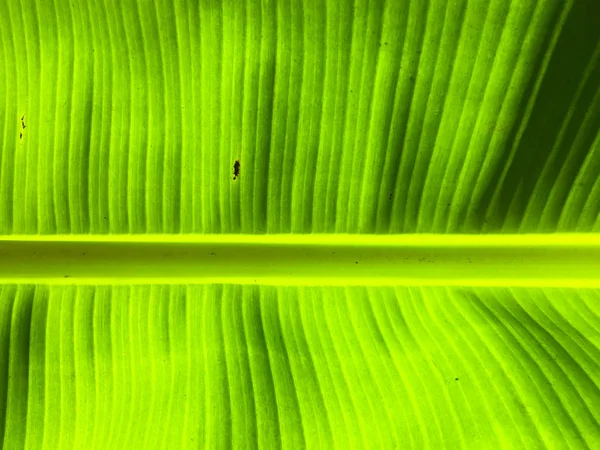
xmin=1 ymin=0 xmax=599 ymax=234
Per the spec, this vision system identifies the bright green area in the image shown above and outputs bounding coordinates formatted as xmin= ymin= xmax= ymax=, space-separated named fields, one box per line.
xmin=0 ymin=234 xmax=600 ymax=287
xmin=1 ymin=0 xmax=599 ymax=234
xmin=1 ymin=0 xmax=600 ymax=448
xmin=1 ymin=285 xmax=600 ymax=449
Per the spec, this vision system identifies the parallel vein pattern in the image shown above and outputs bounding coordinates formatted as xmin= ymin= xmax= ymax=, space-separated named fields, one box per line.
xmin=1 ymin=284 xmax=599 ymax=448
xmin=1 ymin=0 xmax=599 ymax=234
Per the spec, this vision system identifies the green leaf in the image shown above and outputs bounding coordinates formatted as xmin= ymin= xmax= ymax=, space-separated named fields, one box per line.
xmin=1 ymin=0 xmax=600 ymax=448
xmin=2 ymin=0 xmax=599 ymax=234
xmin=2 ymin=285 xmax=600 ymax=448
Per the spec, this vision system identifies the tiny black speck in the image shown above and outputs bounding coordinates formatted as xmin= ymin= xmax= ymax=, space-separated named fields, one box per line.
xmin=455 ymin=378 xmax=459 ymax=381
xmin=355 ymin=261 xmax=358 ymax=264
xmin=233 ymin=159 xmax=240 ymax=180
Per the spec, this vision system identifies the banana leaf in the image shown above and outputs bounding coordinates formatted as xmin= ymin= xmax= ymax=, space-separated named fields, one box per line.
xmin=1 ymin=0 xmax=599 ymax=447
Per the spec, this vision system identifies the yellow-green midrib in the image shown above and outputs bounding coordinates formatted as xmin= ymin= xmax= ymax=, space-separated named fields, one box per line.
xmin=0 ymin=234 xmax=600 ymax=286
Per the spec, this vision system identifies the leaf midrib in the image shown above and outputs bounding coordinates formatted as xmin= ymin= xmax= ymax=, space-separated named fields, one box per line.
xmin=0 ymin=234 xmax=598 ymax=286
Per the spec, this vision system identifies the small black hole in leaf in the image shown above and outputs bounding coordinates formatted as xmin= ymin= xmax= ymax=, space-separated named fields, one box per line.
xmin=233 ymin=160 xmax=240 ymax=180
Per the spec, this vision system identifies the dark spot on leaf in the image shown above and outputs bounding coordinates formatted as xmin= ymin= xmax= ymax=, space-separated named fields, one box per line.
xmin=233 ymin=159 xmax=240 ymax=180
xmin=64 ymin=275 xmax=69 ymax=278
xmin=455 ymin=378 xmax=459 ymax=381
xmin=355 ymin=261 xmax=359 ymax=264
xmin=19 ymin=132 xmax=22 ymax=139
